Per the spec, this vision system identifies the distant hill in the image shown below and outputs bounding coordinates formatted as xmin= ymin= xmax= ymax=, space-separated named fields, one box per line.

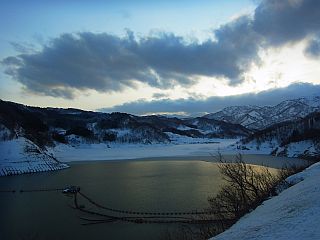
xmin=0 ymin=100 xmax=250 ymax=148
xmin=1 ymin=97 xmax=320 ymax=176
xmin=204 ymin=96 xmax=320 ymax=130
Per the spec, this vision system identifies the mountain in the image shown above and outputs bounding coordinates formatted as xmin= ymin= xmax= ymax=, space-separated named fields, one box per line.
xmin=236 ymin=112 xmax=320 ymax=158
xmin=0 ymin=100 xmax=250 ymax=148
xmin=0 ymin=100 xmax=252 ymax=176
xmin=183 ymin=117 xmax=251 ymax=138
xmin=204 ymin=96 xmax=320 ymax=130
xmin=1 ymin=97 xmax=319 ymax=176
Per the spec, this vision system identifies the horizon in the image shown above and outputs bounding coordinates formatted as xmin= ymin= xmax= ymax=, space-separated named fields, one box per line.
xmin=1 ymin=0 xmax=320 ymax=116
xmin=2 ymin=93 xmax=319 ymax=118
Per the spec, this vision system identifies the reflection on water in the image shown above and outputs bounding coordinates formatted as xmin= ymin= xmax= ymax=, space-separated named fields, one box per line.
xmin=0 ymin=156 xmax=303 ymax=240
xmin=0 ymin=161 xmax=223 ymax=240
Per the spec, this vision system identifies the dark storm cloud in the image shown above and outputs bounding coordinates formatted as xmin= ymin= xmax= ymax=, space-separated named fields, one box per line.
xmin=253 ymin=0 xmax=320 ymax=46
xmin=2 ymin=33 xmax=148 ymax=98
xmin=1 ymin=0 xmax=320 ymax=98
xmin=100 ymin=83 xmax=320 ymax=116
xmin=1 ymin=17 xmax=259 ymax=98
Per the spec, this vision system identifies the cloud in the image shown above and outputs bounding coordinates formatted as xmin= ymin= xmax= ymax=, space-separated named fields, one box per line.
xmin=10 ymin=42 xmax=36 ymax=54
xmin=305 ymin=37 xmax=320 ymax=58
xmin=1 ymin=0 xmax=320 ymax=98
xmin=2 ymin=33 xmax=148 ymax=98
xmin=1 ymin=19 xmax=260 ymax=98
xmin=253 ymin=0 xmax=320 ymax=46
xmin=152 ymin=92 xmax=169 ymax=99
xmin=99 ymin=83 xmax=320 ymax=116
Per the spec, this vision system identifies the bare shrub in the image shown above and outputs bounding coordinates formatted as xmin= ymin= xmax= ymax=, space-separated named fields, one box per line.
xmin=208 ymin=153 xmax=306 ymax=232
xmin=164 ymin=154 xmax=308 ymax=239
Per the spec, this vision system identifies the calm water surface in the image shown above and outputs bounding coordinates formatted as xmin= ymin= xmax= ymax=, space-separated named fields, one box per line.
xmin=0 ymin=156 xmax=304 ymax=240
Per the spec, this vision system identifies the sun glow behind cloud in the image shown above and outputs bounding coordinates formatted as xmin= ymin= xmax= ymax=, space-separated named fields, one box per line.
xmin=247 ymin=41 xmax=320 ymax=89
xmin=203 ymin=42 xmax=320 ymax=98
xmin=148 ymin=40 xmax=320 ymax=101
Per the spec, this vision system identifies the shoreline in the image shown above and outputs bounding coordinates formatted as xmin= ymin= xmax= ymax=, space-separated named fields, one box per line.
xmin=53 ymin=140 xmax=238 ymax=162
xmin=66 ymin=154 xmax=307 ymax=169
xmin=53 ymin=140 xmax=307 ymax=168
xmin=1 ymin=139 xmax=309 ymax=176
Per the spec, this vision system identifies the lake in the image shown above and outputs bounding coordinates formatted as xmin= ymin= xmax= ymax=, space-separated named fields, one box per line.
xmin=0 ymin=155 xmax=305 ymax=240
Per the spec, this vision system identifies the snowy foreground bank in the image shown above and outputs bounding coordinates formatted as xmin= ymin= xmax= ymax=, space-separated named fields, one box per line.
xmin=212 ymin=161 xmax=320 ymax=240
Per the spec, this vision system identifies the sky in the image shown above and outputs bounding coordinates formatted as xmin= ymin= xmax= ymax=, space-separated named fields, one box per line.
xmin=0 ymin=0 xmax=320 ymax=116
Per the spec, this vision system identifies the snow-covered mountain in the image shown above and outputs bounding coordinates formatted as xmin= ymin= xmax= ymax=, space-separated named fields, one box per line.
xmin=0 ymin=100 xmax=250 ymax=147
xmin=0 ymin=100 xmax=252 ymax=176
xmin=235 ymin=112 xmax=320 ymax=158
xmin=204 ymin=96 xmax=320 ymax=130
xmin=2 ymin=96 xmax=319 ymax=176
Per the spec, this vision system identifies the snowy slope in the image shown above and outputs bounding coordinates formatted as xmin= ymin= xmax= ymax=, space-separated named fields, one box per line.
xmin=231 ymin=139 xmax=319 ymax=158
xmin=235 ymin=112 xmax=320 ymax=158
xmin=212 ymin=162 xmax=320 ymax=240
xmin=273 ymin=140 xmax=319 ymax=157
xmin=0 ymin=137 xmax=69 ymax=176
xmin=205 ymin=96 xmax=320 ymax=130
xmin=205 ymin=105 xmax=265 ymax=128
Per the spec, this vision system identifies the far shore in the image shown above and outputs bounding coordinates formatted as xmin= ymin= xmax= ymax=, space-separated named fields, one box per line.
xmin=67 ymin=154 xmax=307 ymax=169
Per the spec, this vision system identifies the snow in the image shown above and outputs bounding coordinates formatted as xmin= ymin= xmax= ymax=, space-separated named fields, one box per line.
xmin=236 ymin=139 xmax=319 ymax=158
xmin=205 ymin=96 xmax=320 ymax=130
xmin=165 ymin=132 xmax=223 ymax=144
xmin=53 ymin=139 xmax=238 ymax=162
xmin=248 ymin=110 xmax=262 ymax=119
xmin=278 ymin=140 xmax=319 ymax=157
xmin=111 ymin=128 xmax=132 ymax=137
xmin=240 ymin=117 xmax=256 ymax=126
xmin=0 ymin=137 xmax=69 ymax=176
xmin=212 ymin=162 xmax=320 ymax=240
xmin=228 ymin=139 xmax=278 ymax=155
xmin=307 ymin=96 xmax=320 ymax=108
xmin=177 ymin=125 xmax=194 ymax=131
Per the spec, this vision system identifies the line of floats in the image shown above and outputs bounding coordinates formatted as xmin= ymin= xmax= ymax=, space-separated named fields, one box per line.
xmin=1 ymin=185 xmax=230 ymax=225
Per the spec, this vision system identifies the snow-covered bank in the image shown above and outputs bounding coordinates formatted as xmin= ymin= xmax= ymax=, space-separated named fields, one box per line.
xmin=274 ymin=140 xmax=319 ymax=158
xmin=53 ymin=139 xmax=238 ymax=162
xmin=212 ymin=161 xmax=320 ymax=240
xmin=0 ymin=137 xmax=307 ymax=176
xmin=0 ymin=138 xmax=69 ymax=176
xmin=0 ymin=138 xmax=238 ymax=176
xmin=228 ymin=139 xmax=319 ymax=158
